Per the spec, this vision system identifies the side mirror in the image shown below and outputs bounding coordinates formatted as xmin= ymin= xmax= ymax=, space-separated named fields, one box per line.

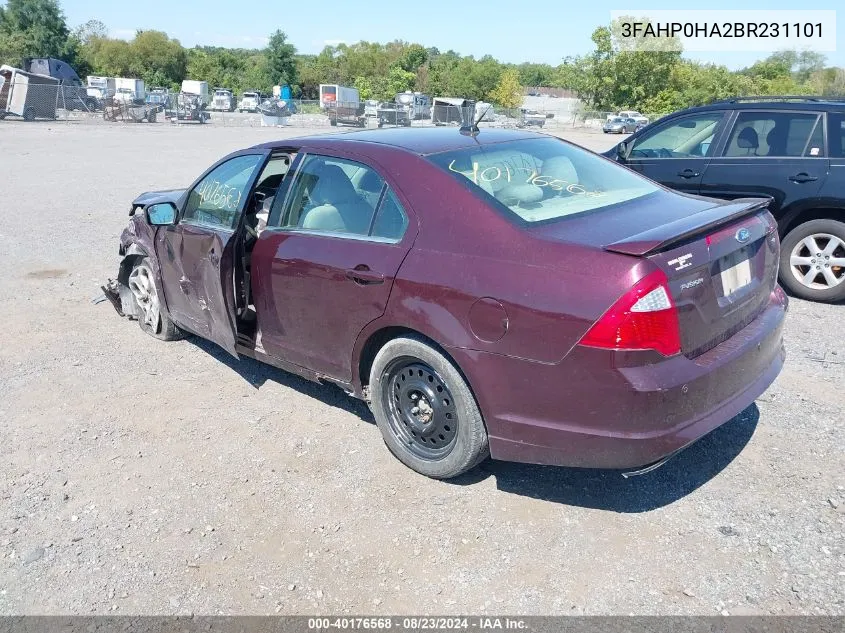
xmin=146 ymin=202 xmax=177 ymax=225
xmin=616 ymin=140 xmax=631 ymax=161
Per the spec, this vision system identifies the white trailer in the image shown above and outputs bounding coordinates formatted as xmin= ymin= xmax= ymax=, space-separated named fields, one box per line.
xmin=181 ymin=80 xmax=209 ymax=105
xmin=114 ymin=77 xmax=145 ymax=102
xmin=319 ymin=84 xmax=359 ymax=109
xmin=0 ymin=65 xmax=60 ymax=121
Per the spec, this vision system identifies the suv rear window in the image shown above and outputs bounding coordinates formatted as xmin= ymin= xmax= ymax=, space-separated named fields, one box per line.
xmin=427 ymin=137 xmax=657 ymax=224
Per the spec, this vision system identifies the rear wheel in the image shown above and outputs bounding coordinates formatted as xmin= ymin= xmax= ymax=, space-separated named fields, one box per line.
xmin=23 ymin=107 xmax=35 ymax=122
xmin=780 ymin=219 xmax=845 ymax=303
xmin=128 ymin=259 xmax=183 ymax=341
xmin=369 ymin=336 xmax=489 ymax=479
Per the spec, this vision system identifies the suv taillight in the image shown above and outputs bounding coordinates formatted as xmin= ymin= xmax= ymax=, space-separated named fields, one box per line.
xmin=579 ymin=269 xmax=681 ymax=357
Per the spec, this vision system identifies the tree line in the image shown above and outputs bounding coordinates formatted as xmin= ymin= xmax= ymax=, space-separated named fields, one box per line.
xmin=2 ymin=0 xmax=843 ymax=113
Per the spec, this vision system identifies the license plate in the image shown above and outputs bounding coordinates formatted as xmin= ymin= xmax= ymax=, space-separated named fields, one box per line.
xmin=719 ymin=248 xmax=752 ymax=296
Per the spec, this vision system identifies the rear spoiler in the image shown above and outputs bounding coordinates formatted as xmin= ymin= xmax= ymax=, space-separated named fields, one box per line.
xmin=603 ymin=198 xmax=772 ymax=257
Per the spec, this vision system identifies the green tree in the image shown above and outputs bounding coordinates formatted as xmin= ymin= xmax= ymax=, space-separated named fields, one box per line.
xmin=266 ymin=29 xmax=297 ymax=86
xmin=517 ymin=62 xmax=555 ymax=87
xmin=72 ymin=19 xmax=107 ymax=45
xmin=130 ymin=30 xmax=186 ymax=87
xmin=397 ymin=43 xmax=427 ymax=72
xmin=384 ymin=65 xmax=415 ymax=99
xmin=489 ymin=67 xmax=523 ymax=107
xmin=0 ymin=0 xmax=74 ymax=67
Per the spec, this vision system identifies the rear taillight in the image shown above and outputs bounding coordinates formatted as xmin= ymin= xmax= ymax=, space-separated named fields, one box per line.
xmin=580 ymin=269 xmax=681 ymax=357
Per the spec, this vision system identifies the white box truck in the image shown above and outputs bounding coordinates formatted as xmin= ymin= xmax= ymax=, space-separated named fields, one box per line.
xmin=87 ymin=76 xmax=115 ymax=100
xmin=319 ymin=84 xmax=364 ymax=127
xmin=319 ymin=84 xmax=359 ymax=109
xmin=114 ymin=77 xmax=145 ymax=103
xmin=181 ymin=80 xmax=209 ymax=105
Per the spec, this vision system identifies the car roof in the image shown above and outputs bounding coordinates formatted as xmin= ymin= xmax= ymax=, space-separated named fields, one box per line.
xmin=252 ymin=127 xmax=549 ymax=156
xmin=672 ymin=99 xmax=845 ymax=116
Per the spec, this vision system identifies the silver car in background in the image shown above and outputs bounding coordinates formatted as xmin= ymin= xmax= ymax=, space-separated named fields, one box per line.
xmin=603 ymin=116 xmax=638 ymax=134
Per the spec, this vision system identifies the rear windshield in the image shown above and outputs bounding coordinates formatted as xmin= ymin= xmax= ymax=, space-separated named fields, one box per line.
xmin=426 ymin=137 xmax=658 ymax=224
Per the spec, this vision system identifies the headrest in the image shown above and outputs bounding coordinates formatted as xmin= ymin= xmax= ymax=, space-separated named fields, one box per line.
xmin=737 ymin=127 xmax=759 ymax=149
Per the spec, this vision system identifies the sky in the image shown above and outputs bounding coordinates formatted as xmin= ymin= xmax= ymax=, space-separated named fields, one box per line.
xmin=58 ymin=0 xmax=844 ymax=70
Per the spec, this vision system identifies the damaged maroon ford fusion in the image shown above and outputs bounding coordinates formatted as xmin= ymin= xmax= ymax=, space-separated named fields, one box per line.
xmin=102 ymin=127 xmax=787 ymax=479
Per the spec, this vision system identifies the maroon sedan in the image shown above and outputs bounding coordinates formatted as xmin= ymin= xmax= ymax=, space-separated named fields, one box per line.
xmin=102 ymin=128 xmax=787 ymax=479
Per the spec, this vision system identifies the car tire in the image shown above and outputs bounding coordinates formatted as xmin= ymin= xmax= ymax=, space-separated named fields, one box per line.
xmin=779 ymin=219 xmax=845 ymax=303
xmin=23 ymin=107 xmax=35 ymax=122
xmin=369 ymin=336 xmax=489 ymax=479
xmin=128 ymin=258 xmax=184 ymax=341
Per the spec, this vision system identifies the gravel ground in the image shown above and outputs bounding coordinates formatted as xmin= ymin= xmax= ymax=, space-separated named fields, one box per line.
xmin=0 ymin=120 xmax=842 ymax=616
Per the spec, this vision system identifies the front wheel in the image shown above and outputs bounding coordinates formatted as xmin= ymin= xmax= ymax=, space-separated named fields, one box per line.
xmin=779 ymin=219 xmax=845 ymax=303
xmin=369 ymin=336 xmax=489 ymax=479
xmin=128 ymin=259 xmax=183 ymax=340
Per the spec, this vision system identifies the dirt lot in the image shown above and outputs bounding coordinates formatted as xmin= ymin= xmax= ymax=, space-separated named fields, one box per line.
xmin=0 ymin=119 xmax=843 ymax=616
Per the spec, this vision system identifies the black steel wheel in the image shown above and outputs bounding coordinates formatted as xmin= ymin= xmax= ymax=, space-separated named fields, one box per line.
xmin=384 ymin=360 xmax=459 ymax=460
xmin=369 ymin=336 xmax=489 ymax=479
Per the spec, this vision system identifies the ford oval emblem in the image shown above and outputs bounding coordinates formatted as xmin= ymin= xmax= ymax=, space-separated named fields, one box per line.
xmin=735 ymin=228 xmax=751 ymax=243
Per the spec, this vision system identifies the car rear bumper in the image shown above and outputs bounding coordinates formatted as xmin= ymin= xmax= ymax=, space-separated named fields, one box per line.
xmin=455 ymin=288 xmax=787 ymax=470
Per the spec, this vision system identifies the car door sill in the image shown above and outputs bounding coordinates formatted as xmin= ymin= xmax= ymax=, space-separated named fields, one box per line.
xmin=235 ymin=343 xmax=358 ymax=398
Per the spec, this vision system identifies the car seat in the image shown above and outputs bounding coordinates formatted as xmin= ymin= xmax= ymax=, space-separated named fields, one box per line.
xmin=357 ymin=169 xmax=384 ymax=208
xmin=766 ymin=124 xmax=789 ymax=157
xmin=540 ymin=156 xmax=579 ymax=197
xmin=735 ymin=126 xmax=759 ymax=156
xmin=300 ymin=164 xmax=374 ymax=234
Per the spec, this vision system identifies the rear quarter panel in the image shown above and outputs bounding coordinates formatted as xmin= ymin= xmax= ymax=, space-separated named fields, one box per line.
xmin=350 ymin=152 xmax=648 ymax=380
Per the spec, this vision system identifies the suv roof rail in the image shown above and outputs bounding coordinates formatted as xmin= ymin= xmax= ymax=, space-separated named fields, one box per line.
xmin=709 ymin=95 xmax=845 ymax=104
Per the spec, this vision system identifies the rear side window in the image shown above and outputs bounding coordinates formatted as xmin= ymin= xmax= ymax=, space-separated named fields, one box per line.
xmin=804 ymin=118 xmax=826 ymax=157
xmin=723 ymin=111 xmax=821 ymax=157
xmin=278 ymin=154 xmax=408 ymax=242
xmin=427 ymin=137 xmax=658 ymax=224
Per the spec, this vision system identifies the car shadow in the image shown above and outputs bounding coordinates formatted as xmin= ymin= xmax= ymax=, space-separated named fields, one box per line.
xmin=186 ymin=336 xmax=757 ymax=512
xmin=455 ymin=404 xmax=760 ymax=512
xmin=186 ymin=336 xmax=374 ymax=423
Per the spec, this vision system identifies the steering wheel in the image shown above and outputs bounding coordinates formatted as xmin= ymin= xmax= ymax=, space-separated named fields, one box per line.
xmin=657 ymin=148 xmax=673 ymax=158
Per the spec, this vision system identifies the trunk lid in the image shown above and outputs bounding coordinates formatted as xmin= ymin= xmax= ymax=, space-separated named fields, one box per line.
xmin=531 ymin=193 xmax=780 ymax=358
xmin=636 ymin=206 xmax=779 ymax=358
